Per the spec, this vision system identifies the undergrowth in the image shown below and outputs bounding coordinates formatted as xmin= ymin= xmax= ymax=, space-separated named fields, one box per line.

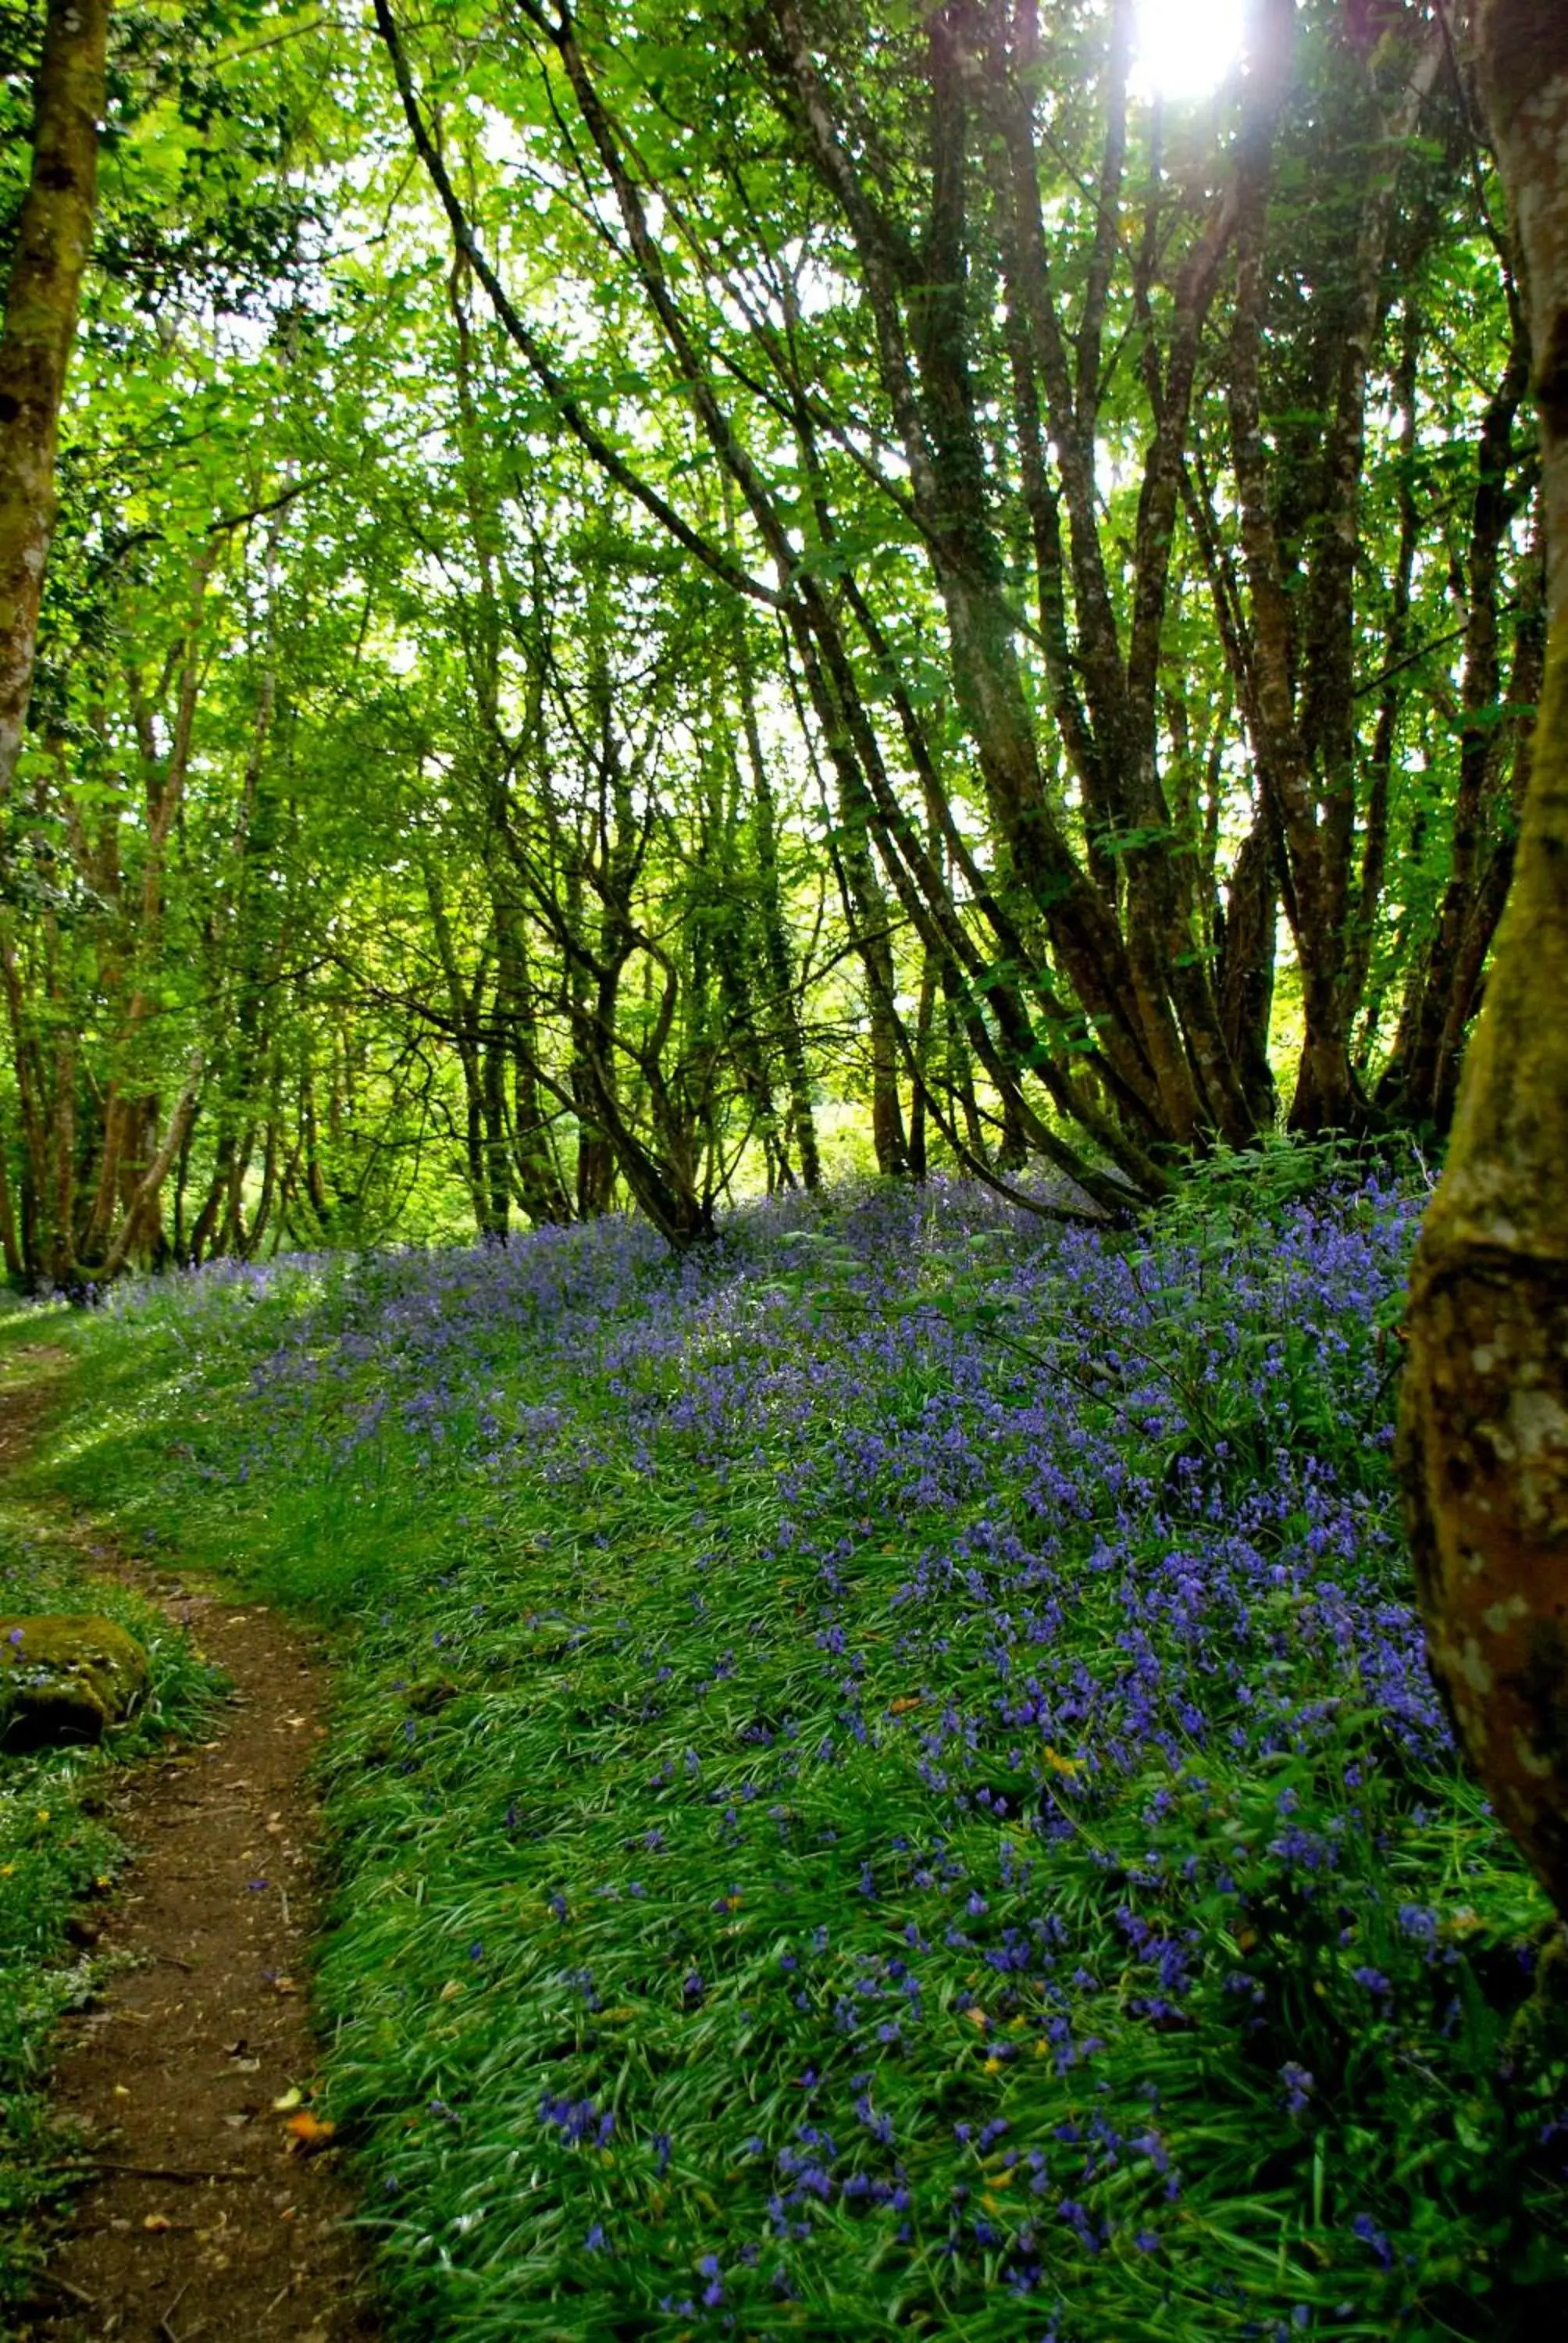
xmin=0 ymin=1338 xmax=221 ymax=2325
xmin=30 ymin=1151 xmax=1568 ymax=2341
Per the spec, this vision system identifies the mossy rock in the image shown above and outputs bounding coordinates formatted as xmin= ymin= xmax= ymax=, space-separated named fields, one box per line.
xmin=0 ymin=1614 xmax=150 ymax=1752
xmin=406 ymin=1674 xmax=461 ymax=1716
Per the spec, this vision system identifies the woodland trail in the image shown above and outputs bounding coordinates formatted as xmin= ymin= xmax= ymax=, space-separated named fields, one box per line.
xmin=2 ymin=1352 xmax=380 ymax=2343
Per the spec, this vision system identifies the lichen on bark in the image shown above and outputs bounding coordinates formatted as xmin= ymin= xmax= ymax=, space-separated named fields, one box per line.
xmin=1399 ymin=0 xmax=1568 ymax=1916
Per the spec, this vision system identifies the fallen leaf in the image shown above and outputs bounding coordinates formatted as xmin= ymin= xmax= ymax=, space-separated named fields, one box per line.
xmin=284 ymin=2110 xmax=337 ymax=2151
xmin=144 ymin=2213 xmax=172 ymax=2233
xmin=272 ymin=2087 xmax=304 ymax=2113
xmin=889 ymin=1695 xmax=922 ymax=1715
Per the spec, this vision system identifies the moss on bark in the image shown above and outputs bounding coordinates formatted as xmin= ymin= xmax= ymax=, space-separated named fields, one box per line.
xmin=1400 ymin=0 xmax=1568 ymax=1914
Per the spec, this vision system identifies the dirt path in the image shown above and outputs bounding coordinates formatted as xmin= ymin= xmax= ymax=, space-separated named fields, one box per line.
xmin=4 ymin=1355 xmax=382 ymax=2343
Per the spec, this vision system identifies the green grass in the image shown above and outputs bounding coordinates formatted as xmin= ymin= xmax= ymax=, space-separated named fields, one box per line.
xmin=0 ymin=1320 xmax=223 ymax=2325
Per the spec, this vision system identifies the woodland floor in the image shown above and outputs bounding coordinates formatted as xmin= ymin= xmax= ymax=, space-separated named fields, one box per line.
xmin=4 ymin=1174 xmax=1564 ymax=2340
xmin=2 ymin=1353 xmax=380 ymax=2343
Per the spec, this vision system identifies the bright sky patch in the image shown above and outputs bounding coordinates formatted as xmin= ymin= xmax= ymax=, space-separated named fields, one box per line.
xmin=1131 ymin=0 xmax=1247 ymax=102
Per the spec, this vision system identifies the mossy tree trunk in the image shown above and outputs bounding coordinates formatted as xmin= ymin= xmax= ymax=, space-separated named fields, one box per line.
xmin=1399 ymin=0 xmax=1568 ymax=1915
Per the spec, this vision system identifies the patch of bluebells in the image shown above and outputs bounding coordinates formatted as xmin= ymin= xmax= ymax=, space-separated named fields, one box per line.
xmin=98 ymin=1162 xmax=1568 ymax=2338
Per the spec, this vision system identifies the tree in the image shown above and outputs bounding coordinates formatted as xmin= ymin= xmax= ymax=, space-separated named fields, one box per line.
xmin=371 ymin=0 xmax=1533 ymax=1214
xmin=1399 ymin=0 xmax=1568 ymax=1916
xmin=0 ymin=0 xmax=1545 ymax=1275
xmin=0 ymin=0 xmax=108 ymax=1275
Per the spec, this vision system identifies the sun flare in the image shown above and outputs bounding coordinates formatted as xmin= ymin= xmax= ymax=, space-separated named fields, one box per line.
xmin=1131 ymin=0 xmax=1247 ymax=102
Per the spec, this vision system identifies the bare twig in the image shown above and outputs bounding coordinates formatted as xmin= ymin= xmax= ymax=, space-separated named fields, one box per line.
xmin=40 ymin=2273 xmax=98 ymax=2309
xmin=156 ymin=2276 xmax=193 ymax=2343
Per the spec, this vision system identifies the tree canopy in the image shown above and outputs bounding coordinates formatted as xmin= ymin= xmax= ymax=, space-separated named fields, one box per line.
xmin=0 ymin=0 xmax=1543 ymax=1276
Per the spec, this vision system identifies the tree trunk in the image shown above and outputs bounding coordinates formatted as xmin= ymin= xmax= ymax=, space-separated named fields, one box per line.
xmin=98 ymin=1061 xmax=202 ymax=1282
xmin=1399 ymin=0 xmax=1568 ymax=1917
xmin=1215 ymin=803 xmax=1278 ymax=1131
xmin=0 ymin=1129 xmax=20 ymax=1278
xmin=1380 ymin=331 xmax=1539 ymax=1129
xmin=0 ymin=0 xmax=109 ymax=804
xmin=735 ymin=622 xmax=821 ymax=1191
xmin=494 ymin=894 xmax=572 ymax=1226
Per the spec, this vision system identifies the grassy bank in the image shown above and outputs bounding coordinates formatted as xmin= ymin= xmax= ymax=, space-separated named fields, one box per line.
xmin=27 ymin=1161 xmax=1568 ymax=2341
xmin=0 ymin=1328 xmax=220 ymax=2323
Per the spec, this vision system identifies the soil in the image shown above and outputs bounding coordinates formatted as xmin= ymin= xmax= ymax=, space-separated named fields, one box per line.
xmin=3 ymin=1352 xmax=383 ymax=2343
